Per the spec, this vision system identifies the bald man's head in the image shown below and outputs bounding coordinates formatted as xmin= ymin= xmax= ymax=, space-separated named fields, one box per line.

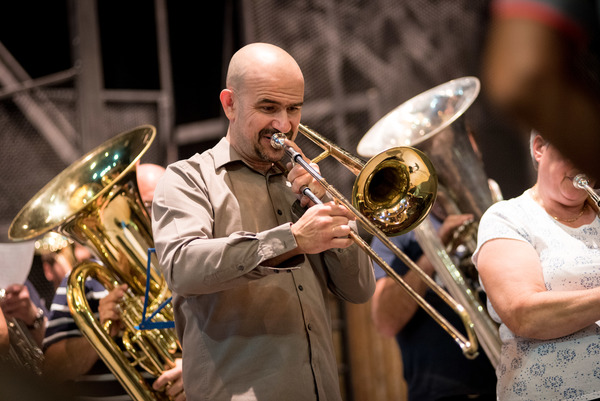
xmin=225 ymin=43 xmax=303 ymax=93
xmin=137 ymin=163 xmax=166 ymax=206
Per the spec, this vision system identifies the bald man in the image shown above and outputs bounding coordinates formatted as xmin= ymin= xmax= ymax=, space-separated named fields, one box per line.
xmin=137 ymin=163 xmax=166 ymax=213
xmin=152 ymin=43 xmax=375 ymax=401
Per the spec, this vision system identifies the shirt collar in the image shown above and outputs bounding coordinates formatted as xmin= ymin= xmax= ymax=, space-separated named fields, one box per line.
xmin=213 ymin=137 xmax=285 ymax=176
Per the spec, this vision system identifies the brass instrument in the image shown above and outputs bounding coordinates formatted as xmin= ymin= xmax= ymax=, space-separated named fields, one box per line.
xmin=0 ymin=291 xmax=44 ymax=376
xmin=9 ymin=125 xmax=179 ymax=401
xmin=357 ymin=76 xmax=502 ymax=367
xmin=573 ymin=174 xmax=600 ymax=216
xmin=0 ymin=241 xmax=44 ymax=375
xmin=272 ymin=125 xmax=480 ymax=359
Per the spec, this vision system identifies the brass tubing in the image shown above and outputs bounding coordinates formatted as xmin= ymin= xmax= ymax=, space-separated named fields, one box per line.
xmin=273 ymin=131 xmax=479 ymax=358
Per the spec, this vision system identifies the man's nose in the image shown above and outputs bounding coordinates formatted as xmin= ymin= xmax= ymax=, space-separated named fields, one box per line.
xmin=272 ymin=111 xmax=292 ymax=134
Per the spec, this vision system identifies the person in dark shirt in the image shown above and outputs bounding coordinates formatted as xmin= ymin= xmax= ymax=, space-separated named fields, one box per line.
xmin=370 ymin=212 xmax=497 ymax=401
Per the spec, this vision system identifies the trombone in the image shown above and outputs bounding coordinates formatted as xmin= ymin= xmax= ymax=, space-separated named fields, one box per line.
xmin=271 ymin=124 xmax=479 ymax=359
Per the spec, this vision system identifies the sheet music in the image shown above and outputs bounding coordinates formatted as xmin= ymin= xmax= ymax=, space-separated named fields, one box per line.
xmin=0 ymin=241 xmax=35 ymax=289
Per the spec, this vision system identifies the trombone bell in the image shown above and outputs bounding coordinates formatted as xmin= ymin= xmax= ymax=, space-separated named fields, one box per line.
xmin=354 ymin=147 xmax=437 ymax=236
xmin=288 ymin=124 xmax=479 ymax=358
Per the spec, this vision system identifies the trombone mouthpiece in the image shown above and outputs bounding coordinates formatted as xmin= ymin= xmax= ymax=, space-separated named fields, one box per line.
xmin=573 ymin=174 xmax=590 ymax=189
xmin=270 ymin=133 xmax=286 ymax=150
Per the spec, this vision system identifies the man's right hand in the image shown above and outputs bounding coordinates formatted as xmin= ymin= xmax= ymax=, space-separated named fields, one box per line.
xmin=291 ymin=201 xmax=355 ymax=253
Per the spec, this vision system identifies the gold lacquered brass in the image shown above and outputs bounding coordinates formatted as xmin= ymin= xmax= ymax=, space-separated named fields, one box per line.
xmin=293 ymin=123 xmax=479 ymax=359
xmin=356 ymin=76 xmax=502 ymax=366
xmin=9 ymin=125 xmax=178 ymax=401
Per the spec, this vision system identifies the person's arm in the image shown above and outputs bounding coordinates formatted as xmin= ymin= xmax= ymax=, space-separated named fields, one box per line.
xmin=477 ymin=238 xmax=600 ymax=339
xmin=371 ymin=254 xmax=434 ymax=337
xmin=1 ymin=284 xmax=45 ymax=347
xmin=43 ymin=284 xmax=125 ymax=381
xmin=43 ymin=336 xmax=100 ymax=381
xmin=371 ymin=214 xmax=474 ymax=337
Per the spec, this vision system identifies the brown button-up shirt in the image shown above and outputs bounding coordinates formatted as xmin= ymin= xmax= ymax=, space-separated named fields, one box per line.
xmin=152 ymin=138 xmax=375 ymax=401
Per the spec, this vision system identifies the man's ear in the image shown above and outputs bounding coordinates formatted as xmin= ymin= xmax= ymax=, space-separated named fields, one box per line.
xmin=220 ymin=89 xmax=235 ymax=119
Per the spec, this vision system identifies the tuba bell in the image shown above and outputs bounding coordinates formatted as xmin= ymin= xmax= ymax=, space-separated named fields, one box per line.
xmin=357 ymin=77 xmax=502 ymax=367
xmin=9 ymin=125 xmax=179 ymax=401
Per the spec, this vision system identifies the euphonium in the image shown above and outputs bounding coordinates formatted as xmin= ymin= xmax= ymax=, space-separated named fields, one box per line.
xmin=357 ymin=77 xmax=502 ymax=367
xmin=9 ymin=125 xmax=179 ymax=401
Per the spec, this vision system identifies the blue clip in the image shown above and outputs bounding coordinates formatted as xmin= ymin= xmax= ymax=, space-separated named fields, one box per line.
xmin=135 ymin=248 xmax=175 ymax=330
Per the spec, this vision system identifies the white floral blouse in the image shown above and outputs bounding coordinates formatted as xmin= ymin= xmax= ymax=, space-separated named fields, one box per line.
xmin=473 ymin=189 xmax=600 ymax=400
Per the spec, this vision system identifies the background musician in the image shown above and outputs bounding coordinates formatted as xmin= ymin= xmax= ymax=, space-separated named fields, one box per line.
xmin=0 ymin=238 xmax=48 ymax=376
xmin=474 ymin=132 xmax=600 ymax=400
xmin=370 ymin=207 xmax=497 ymax=401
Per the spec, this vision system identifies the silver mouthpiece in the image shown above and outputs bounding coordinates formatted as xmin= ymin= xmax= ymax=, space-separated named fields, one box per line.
xmin=573 ymin=174 xmax=590 ymax=189
xmin=270 ymin=133 xmax=286 ymax=150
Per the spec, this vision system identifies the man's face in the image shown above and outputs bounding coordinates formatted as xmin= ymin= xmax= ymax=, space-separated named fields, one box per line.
xmin=226 ymin=68 xmax=304 ymax=171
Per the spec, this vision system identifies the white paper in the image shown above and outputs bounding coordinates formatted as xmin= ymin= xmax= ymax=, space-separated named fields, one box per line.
xmin=0 ymin=241 xmax=35 ymax=289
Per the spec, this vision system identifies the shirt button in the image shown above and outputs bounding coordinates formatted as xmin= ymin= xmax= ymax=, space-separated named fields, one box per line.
xmin=298 ymin=285 xmax=303 ymax=291
xmin=237 ymin=265 xmax=244 ymax=271
xmin=277 ymin=209 xmax=283 ymax=215
xmin=307 ymin=323 xmax=312 ymax=331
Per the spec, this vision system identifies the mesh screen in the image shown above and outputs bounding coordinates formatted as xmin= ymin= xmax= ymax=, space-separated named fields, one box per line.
xmin=0 ymin=82 xmax=163 ymax=305
xmin=0 ymin=85 xmax=162 ymax=236
xmin=242 ymin=0 xmax=530 ymax=202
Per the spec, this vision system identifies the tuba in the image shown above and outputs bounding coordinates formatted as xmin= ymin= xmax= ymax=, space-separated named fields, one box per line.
xmin=9 ymin=125 xmax=179 ymax=401
xmin=357 ymin=77 xmax=502 ymax=367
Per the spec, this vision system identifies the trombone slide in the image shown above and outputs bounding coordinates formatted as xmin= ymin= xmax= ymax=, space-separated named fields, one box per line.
xmin=272 ymin=132 xmax=480 ymax=359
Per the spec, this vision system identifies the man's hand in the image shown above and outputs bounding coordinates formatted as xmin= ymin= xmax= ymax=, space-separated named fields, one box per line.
xmin=153 ymin=358 xmax=186 ymax=401
xmin=98 ymin=284 xmax=128 ymax=337
xmin=291 ymin=201 xmax=355 ymax=253
xmin=283 ymin=139 xmax=326 ymax=207
xmin=0 ymin=284 xmax=39 ymax=326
